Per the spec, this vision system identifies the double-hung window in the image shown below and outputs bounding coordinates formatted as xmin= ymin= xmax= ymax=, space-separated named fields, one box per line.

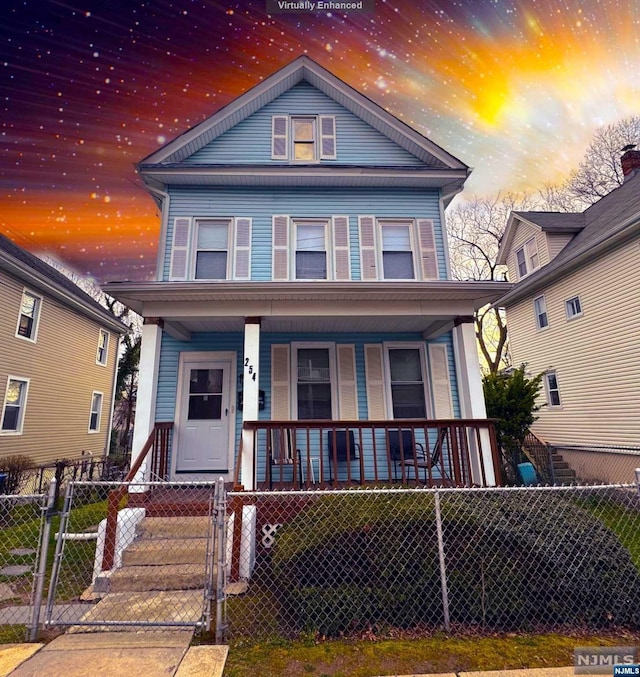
xmin=381 ymin=222 xmax=415 ymax=280
xmin=386 ymin=347 xmax=427 ymax=418
xmin=1 ymin=377 xmax=29 ymax=434
xmin=534 ymin=295 xmax=549 ymax=329
xmin=295 ymin=221 xmax=328 ymax=280
xmin=565 ymin=296 xmax=582 ymax=320
xmin=295 ymin=346 xmax=334 ymax=420
xmin=194 ymin=219 xmax=230 ymax=280
xmin=16 ymin=290 xmax=42 ymax=341
xmin=89 ymin=391 xmax=103 ymax=432
xmin=545 ymin=372 xmax=561 ymax=407
xmin=97 ymin=330 xmax=109 ymax=365
xmin=515 ymin=237 xmax=539 ymax=279
xmin=271 ymin=115 xmax=337 ymax=162
xmin=292 ymin=117 xmax=316 ymax=162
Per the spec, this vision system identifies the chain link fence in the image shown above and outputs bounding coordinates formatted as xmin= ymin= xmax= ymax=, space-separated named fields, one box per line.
xmin=226 ymin=482 xmax=640 ymax=641
xmin=0 ymin=492 xmax=47 ymax=642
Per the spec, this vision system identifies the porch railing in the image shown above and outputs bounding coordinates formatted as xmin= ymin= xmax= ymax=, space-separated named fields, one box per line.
xmin=237 ymin=419 xmax=500 ymax=489
xmin=101 ymin=422 xmax=173 ymax=571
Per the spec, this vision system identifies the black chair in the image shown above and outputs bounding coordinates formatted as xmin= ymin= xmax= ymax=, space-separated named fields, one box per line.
xmin=327 ymin=430 xmax=362 ymax=484
xmin=389 ymin=428 xmax=447 ymax=483
xmin=268 ymin=428 xmax=302 ymax=489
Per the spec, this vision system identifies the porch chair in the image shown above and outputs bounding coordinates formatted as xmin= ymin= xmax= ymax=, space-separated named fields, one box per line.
xmin=327 ymin=430 xmax=362 ymax=485
xmin=389 ymin=427 xmax=448 ymax=484
xmin=268 ymin=428 xmax=302 ymax=489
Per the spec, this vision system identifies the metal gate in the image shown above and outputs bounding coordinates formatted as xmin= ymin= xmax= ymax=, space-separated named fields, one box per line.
xmin=44 ymin=479 xmax=228 ymax=639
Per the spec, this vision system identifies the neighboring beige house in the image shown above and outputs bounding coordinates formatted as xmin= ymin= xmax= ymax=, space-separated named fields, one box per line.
xmin=0 ymin=234 xmax=126 ymax=466
xmin=496 ymin=149 xmax=640 ymax=483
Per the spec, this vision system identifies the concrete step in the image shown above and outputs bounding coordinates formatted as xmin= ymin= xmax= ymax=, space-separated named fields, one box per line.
xmin=73 ymin=589 xmax=206 ymax=628
xmin=103 ymin=563 xmax=209 ymax=593
xmin=136 ymin=516 xmax=211 ymax=540
xmin=123 ymin=537 xmax=208 ymax=566
xmin=552 ymin=461 xmax=571 ymax=470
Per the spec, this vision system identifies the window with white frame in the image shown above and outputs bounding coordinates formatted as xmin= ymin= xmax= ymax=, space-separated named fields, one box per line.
xmin=194 ymin=219 xmax=231 ymax=280
xmin=89 ymin=391 xmax=103 ymax=432
xmin=295 ymin=346 xmax=334 ymax=420
xmin=1 ymin=377 xmax=29 ymax=434
xmin=386 ymin=347 xmax=427 ymax=418
xmin=271 ymin=115 xmax=336 ymax=162
xmin=565 ymin=296 xmax=582 ymax=320
xmin=97 ymin=330 xmax=109 ymax=365
xmin=545 ymin=372 xmax=561 ymax=407
xmin=515 ymin=237 xmax=539 ymax=279
xmin=16 ymin=290 xmax=42 ymax=341
xmin=380 ymin=222 xmax=415 ymax=280
xmin=534 ymin=295 xmax=549 ymax=329
xmin=295 ymin=221 xmax=328 ymax=279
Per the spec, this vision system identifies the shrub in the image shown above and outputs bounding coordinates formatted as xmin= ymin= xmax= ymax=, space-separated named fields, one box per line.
xmin=0 ymin=454 xmax=34 ymax=494
xmin=271 ymin=491 xmax=640 ymax=636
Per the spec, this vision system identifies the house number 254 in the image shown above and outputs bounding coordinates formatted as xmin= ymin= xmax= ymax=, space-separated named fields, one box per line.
xmin=244 ymin=358 xmax=257 ymax=381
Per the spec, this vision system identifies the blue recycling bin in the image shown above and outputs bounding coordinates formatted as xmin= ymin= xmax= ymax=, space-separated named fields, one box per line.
xmin=0 ymin=473 xmax=7 ymax=494
xmin=517 ymin=462 xmax=537 ymax=486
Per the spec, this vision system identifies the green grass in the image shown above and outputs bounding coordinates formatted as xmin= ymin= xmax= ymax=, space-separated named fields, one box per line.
xmin=223 ymin=631 xmax=640 ymax=677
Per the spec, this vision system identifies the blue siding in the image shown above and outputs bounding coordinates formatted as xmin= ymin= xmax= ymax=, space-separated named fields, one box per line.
xmin=184 ymin=82 xmax=424 ymax=167
xmin=164 ymin=186 xmax=445 ymax=282
xmin=156 ymin=330 xmax=460 ymax=482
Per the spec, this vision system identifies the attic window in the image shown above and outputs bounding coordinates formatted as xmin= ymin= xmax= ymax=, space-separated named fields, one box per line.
xmin=515 ymin=237 xmax=539 ymax=279
xmin=271 ymin=115 xmax=336 ymax=162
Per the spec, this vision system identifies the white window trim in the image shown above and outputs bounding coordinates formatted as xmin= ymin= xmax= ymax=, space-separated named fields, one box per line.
xmin=88 ymin=390 xmax=103 ymax=433
xmin=382 ymin=342 xmax=431 ymax=419
xmin=565 ymin=295 xmax=583 ymax=321
xmin=1 ymin=376 xmax=30 ymax=436
xmin=544 ymin=372 xmax=562 ymax=408
xmin=15 ymin=288 xmax=43 ymax=343
xmin=377 ymin=219 xmax=420 ymax=281
xmin=291 ymin=342 xmax=338 ymax=420
xmin=515 ymin=237 xmax=540 ymax=280
xmin=96 ymin=329 xmax=109 ymax=366
xmin=291 ymin=115 xmax=319 ymax=164
xmin=191 ymin=217 xmax=233 ymax=280
xmin=534 ymin=295 xmax=549 ymax=331
xmin=292 ymin=218 xmax=332 ymax=281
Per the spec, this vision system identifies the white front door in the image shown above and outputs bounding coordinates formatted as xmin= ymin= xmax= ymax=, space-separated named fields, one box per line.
xmin=176 ymin=359 xmax=232 ymax=475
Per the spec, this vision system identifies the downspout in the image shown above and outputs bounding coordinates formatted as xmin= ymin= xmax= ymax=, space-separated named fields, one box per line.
xmin=147 ymin=185 xmax=171 ymax=282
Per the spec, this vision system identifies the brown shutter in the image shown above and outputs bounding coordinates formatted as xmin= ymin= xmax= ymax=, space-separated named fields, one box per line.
xmin=272 ymin=215 xmax=289 ymax=280
xmin=358 ymin=216 xmax=378 ymax=280
xmin=271 ymin=345 xmax=291 ymax=420
xmin=417 ymin=219 xmax=439 ymax=280
xmin=169 ymin=217 xmax=191 ymax=281
xmin=271 ymin=116 xmax=289 ymax=160
xmin=428 ymin=343 xmax=454 ymax=418
xmin=319 ymin=115 xmax=337 ymax=159
xmin=332 ymin=216 xmax=351 ymax=280
xmin=364 ymin=344 xmax=386 ymax=420
xmin=337 ymin=344 xmax=358 ymax=420
xmin=233 ymin=217 xmax=252 ymax=280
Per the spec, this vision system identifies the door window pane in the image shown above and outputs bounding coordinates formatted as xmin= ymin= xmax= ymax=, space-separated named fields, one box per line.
xmin=188 ymin=369 xmax=223 ymax=420
xmin=389 ymin=349 xmax=426 ymax=418
xmin=297 ymin=349 xmax=332 ymax=419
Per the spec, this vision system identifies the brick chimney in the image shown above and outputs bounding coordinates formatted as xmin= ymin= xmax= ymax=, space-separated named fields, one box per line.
xmin=621 ymin=149 xmax=640 ymax=181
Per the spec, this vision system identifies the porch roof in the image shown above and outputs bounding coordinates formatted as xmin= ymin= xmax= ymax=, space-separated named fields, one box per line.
xmin=104 ymin=280 xmax=512 ymax=339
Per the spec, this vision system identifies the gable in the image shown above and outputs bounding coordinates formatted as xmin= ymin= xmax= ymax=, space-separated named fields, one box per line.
xmin=182 ymin=83 xmax=427 ymax=167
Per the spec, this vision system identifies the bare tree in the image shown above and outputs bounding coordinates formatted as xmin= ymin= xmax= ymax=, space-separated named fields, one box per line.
xmin=562 ymin=116 xmax=640 ymax=206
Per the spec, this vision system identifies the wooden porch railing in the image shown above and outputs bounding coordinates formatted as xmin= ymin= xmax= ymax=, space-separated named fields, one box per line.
xmin=237 ymin=419 xmax=501 ymax=490
xmin=101 ymin=422 xmax=173 ymax=571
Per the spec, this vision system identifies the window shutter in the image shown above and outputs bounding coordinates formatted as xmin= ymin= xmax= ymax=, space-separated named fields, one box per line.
xmin=272 ymin=215 xmax=289 ymax=280
xmin=169 ymin=217 xmax=191 ymax=281
xmin=358 ymin=216 xmax=378 ymax=280
xmin=233 ymin=217 xmax=252 ymax=280
xmin=364 ymin=344 xmax=386 ymax=420
xmin=337 ymin=344 xmax=358 ymax=420
xmin=271 ymin=115 xmax=289 ymax=160
xmin=319 ymin=115 xmax=337 ymax=159
xmin=428 ymin=343 xmax=454 ymax=419
xmin=271 ymin=345 xmax=291 ymax=420
xmin=332 ymin=216 xmax=351 ymax=280
xmin=417 ymin=219 xmax=439 ymax=280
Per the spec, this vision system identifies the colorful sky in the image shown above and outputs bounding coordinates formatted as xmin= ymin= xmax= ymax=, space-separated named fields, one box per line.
xmin=1 ymin=0 xmax=639 ymax=281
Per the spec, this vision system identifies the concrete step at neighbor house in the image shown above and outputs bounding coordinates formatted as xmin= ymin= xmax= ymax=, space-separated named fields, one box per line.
xmin=106 ymin=562 xmax=210 ymax=593
xmin=135 ymin=516 xmax=212 ymax=540
xmin=122 ymin=537 xmax=208 ymax=566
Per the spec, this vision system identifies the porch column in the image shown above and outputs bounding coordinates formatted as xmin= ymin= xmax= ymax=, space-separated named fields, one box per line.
xmin=240 ymin=317 xmax=261 ymax=490
xmin=129 ymin=319 xmax=163 ymax=491
xmin=453 ymin=317 xmax=497 ymax=486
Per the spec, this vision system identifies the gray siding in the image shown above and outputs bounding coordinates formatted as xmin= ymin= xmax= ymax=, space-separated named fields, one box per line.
xmin=184 ymin=82 xmax=425 ymax=166
xmin=163 ymin=186 xmax=445 ymax=281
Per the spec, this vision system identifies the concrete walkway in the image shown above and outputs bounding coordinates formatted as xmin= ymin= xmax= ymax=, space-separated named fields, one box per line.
xmin=0 ymin=632 xmax=228 ymax=677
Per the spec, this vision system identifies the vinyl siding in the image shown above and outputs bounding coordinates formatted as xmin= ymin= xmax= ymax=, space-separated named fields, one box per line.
xmin=0 ymin=270 xmax=119 ymax=465
xmin=546 ymin=232 xmax=574 ymax=261
xmin=505 ymin=222 xmax=550 ymax=281
xmin=156 ymin=330 xmax=460 ymax=481
xmin=184 ymin=82 xmax=425 ymax=167
xmin=505 ymin=237 xmax=640 ymax=449
xmin=163 ymin=186 xmax=445 ymax=282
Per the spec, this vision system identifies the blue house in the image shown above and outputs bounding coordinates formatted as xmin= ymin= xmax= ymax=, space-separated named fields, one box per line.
xmin=106 ymin=57 xmax=511 ymax=490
